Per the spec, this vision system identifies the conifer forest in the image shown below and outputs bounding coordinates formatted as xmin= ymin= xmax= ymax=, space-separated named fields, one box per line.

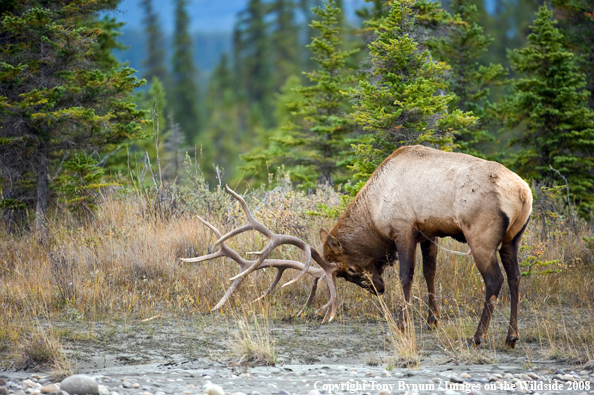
xmin=1 ymin=0 xmax=594 ymax=377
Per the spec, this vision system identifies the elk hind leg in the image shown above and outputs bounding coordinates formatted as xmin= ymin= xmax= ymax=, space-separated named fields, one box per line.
xmin=421 ymin=238 xmax=440 ymax=328
xmin=468 ymin=243 xmax=503 ymax=346
xmin=499 ymin=233 xmax=524 ymax=348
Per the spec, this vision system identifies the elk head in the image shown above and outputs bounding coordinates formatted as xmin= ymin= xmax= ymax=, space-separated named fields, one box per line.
xmin=319 ymin=229 xmax=386 ymax=295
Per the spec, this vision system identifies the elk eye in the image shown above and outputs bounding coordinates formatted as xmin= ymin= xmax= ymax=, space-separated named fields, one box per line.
xmin=347 ymin=268 xmax=356 ymax=275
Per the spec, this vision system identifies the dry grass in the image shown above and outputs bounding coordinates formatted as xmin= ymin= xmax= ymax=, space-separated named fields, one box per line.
xmin=1 ymin=176 xmax=593 ymax=367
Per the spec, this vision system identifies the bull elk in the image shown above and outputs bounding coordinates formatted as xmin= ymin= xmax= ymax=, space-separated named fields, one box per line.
xmin=182 ymin=145 xmax=532 ymax=348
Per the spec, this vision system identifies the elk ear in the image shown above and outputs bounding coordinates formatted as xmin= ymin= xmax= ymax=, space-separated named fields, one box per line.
xmin=326 ymin=235 xmax=344 ymax=256
xmin=319 ymin=228 xmax=329 ymax=244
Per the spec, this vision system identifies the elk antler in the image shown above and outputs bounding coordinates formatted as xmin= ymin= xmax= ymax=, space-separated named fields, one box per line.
xmin=179 ymin=186 xmax=339 ymax=323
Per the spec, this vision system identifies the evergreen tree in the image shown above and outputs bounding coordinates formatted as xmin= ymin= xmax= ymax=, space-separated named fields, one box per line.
xmin=141 ymin=0 xmax=168 ymax=83
xmin=347 ymin=0 xmax=476 ymax=192
xmin=552 ymin=0 xmax=594 ymax=108
xmin=244 ymin=0 xmax=359 ymax=188
xmin=503 ymin=5 xmax=594 ymax=218
xmin=269 ymin=0 xmax=302 ymax=92
xmin=234 ymin=0 xmax=274 ymax=125
xmin=170 ymin=0 xmax=201 ymax=145
xmin=0 ymin=1 xmax=147 ymax=233
xmin=431 ymin=0 xmax=507 ymax=157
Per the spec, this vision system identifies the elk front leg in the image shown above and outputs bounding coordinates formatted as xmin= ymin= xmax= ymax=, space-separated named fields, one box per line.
xmin=469 ymin=245 xmax=503 ymax=346
xmin=396 ymin=235 xmax=417 ymax=331
xmin=421 ymin=239 xmax=440 ymax=329
xmin=499 ymin=240 xmax=522 ymax=348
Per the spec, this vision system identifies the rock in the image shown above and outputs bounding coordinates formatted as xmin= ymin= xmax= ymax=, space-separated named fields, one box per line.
xmin=247 ymin=392 xmax=262 ymax=395
xmin=431 ymin=378 xmax=440 ymax=383
xmin=365 ymin=372 xmax=375 ymax=377
xmin=450 ymin=375 xmax=464 ymax=383
xmin=203 ymin=384 xmax=224 ymax=395
xmin=556 ymin=369 xmax=565 ymax=375
xmin=201 ymin=381 xmax=213 ymax=390
xmin=131 ymin=384 xmax=139 ymax=389
xmin=154 ymin=392 xmax=166 ymax=395
xmin=377 ymin=391 xmax=390 ymax=395
xmin=276 ymin=391 xmax=290 ymax=395
xmin=583 ymin=360 xmax=594 ymax=370
xmin=460 ymin=373 xmax=471 ymax=379
xmin=15 ymin=391 xmax=26 ymax=395
xmin=97 ymin=386 xmax=109 ymax=395
xmin=121 ymin=383 xmax=132 ymax=389
xmin=306 ymin=391 xmax=321 ymax=395
xmin=527 ymin=373 xmax=539 ymax=380
xmin=0 ymin=380 xmax=5 ymax=386
xmin=488 ymin=376 xmax=498 ymax=382
xmin=503 ymin=373 xmax=514 ymax=379
xmin=561 ymin=374 xmax=576 ymax=381
xmin=468 ymin=391 xmax=484 ymax=395
xmin=381 ymin=372 xmax=391 ymax=378
xmin=23 ymin=380 xmax=42 ymax=390
xmin=239 ymin=373 xmax=251 ymax=379
xmin=444 ymin=391 xmax=460 ymax=395
xmin=47 ymin=391 xmax=69 ymax=395
xmin=61 ymin=375 xmax=99 ymax=395
xmin=0 ymin=387 xmax=8 ymax=395
xmin=42 ymin=385 xmax=60 ymax=394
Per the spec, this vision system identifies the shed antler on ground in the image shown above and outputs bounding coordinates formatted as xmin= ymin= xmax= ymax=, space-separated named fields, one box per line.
xmin=179 ymin=185 xmax=339 ymax=323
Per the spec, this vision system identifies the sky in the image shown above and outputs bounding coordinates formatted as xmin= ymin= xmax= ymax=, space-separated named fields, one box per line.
xmin=114 ymin=0 xmax=368 ymax=33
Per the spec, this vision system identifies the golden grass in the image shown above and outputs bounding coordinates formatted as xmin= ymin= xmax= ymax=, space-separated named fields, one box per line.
xmin=1 ymin=182 xmax=593 ymax=366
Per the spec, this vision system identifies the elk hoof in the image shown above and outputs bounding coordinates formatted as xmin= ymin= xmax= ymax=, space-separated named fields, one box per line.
xmin=467 ymin=337 xmax=484 ymax=348
xmin=427 ymin=315 xmax=439 ymax=329
xmin=505 ymin=335 xmax=518 ymax=348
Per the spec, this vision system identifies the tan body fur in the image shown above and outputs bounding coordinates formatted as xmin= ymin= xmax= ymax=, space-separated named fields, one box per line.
xmin=320 ymin=145 xmax=532 ymax=347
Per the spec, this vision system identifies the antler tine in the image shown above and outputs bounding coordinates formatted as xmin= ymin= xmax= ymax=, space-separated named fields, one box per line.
xmin=320 ymin=272 xmax=338 ymax=324
xmin=212 ymin=277 xmax=246 ymax=311
xmin=297 ymin=277 xmax=319 ymax=316
xmin=252 ymin=268 xmax=286 ymax=303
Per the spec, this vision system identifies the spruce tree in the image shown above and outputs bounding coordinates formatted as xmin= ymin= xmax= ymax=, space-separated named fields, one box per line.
xmin=431 ymin=0 xmax=507 ymax=157
xmin=0 ymin=1 xmax=147 ymax=232
xmin=504 ymin=5 xmax=594 ymax=218
xmin=141 ymin=0 xmax=168 ymax=83
xmin=269 ymin=0 xmax=302 ymax=92
xmin=552 ymin=0 xmax=594 ymax=108
xmin=170 ymin=0 xmax=201 ymax=145
xmin=234 ymin=0 xmax=274 ymax=125
xmin=244 ymin=0 xmax=359 ymax=188
xmin=347 ymin=0 xmax=476 ymax=192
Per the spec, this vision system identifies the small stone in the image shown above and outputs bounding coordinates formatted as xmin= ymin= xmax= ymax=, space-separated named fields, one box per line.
xmin=42 ymin=385 xmax=60 ymax=394
xmin=378 ymin=391 xmax=390 ymax=395
xmin=469 ymin=391 xmax=484 ymax=395
xmin=561 ymin=374 xmax=576 ymax=381
xmin=61 ymin=375 xmax=99 ymax=395
xmin=203 ymin=385 xmax=223 ymax=395
xmin=32 ymin=376 xmax=42 ymax=381
xmin=247 ymin=392 xmax=262 ymax=395
xmin=47 ymin=391 xmax=69 ymax=395
xmin=450 ymin=375 xmax=464 ymax=383
xmin=527 ymin=373 xmax=539 ymax=380
xmin=201 ymin=381 xmax=213 ymax=390
xmin=23 ymin=381 xmax=42 ymax=390
xmin=556 ymin=369 xmax=566 ymax=375
xmin=267 ymin=384 xmax=277 ymax=389
xmin=503 ymin=373 xmax=514 ymax=379
xmin=121 ymin=383 xmax=132 ymax=389
xmin=131 ymin=384 xmax=139 ymax=389
xmin=15 ymin=391 xmax=26 ymax=395
xmin=0 ymin=380 xmax=5 ymax=386
xmin=444 ymin=391 xmax=460 ymax=395
xmin=154 ymin=392 xmax=166 ymax=395
xmin=488 ymin=376 xmax=498 ymax=382
xmin=276 ymin=391 xmax=290 ymax=395
xmin=404 ymin=392 xmax=419 ymax=395
xmin=239 ymin=374 xmax=250 ymax=379
xmin=365 ymin=372 xmax=375 ymax=377
xmin=235 ymin=392 xmax=247 ymax=395
xmin=583 ymin=360 xmax=594 ymax=370
xmin=0 ymin=387 xmax=8 ymax=395
xmin=97 ymin=388 xmax=109 ymax=395
xmin=381 ymin=372 xmax=391 ymax=378
xmin=306 ymin=391 xmax=321 ymax=395
xmin=139 ymin=392 xmax=152 ymax=395
xmin=460 ymin=373 xmax=471 ymax=379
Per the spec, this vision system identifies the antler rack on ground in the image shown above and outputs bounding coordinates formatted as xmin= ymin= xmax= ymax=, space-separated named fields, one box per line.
xmin=179 ymin=185 xmax=339 ymax=323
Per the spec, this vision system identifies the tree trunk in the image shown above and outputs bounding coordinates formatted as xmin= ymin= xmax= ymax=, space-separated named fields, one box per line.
xmin=35 ymin=144 xmax=49 ymax=234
